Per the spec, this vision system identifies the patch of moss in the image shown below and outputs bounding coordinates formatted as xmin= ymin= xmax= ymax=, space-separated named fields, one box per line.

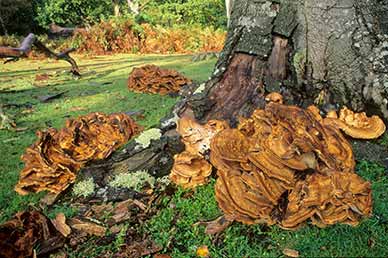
xmin=72 ymin=178 xmax=95 ymax=198
xmin=109 ymin=170 xmax=155 ymax=191
xmin=135 ymin=128 xmax=162 ymax=148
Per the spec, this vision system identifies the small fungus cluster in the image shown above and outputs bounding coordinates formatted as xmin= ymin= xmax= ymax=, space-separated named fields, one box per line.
xmin=127 ymin=64 xmax=192 ymax=95
xmin=15 ymin=112 xmax=141 ymax=195
xmin=172 ymin=93 xmax=385 ymax=229
xmin=170 ymin=117 xmax=228 ymax=188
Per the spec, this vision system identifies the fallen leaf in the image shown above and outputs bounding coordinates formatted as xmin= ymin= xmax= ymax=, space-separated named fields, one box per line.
xmin=14 ymin=127 xmax=29 ymax=132
xmin=283 ymin=248 xmax=299 ymax=258
xmin=91 ymin=203 xmax=114 ymax=219
xmin=51 ymin=213 xmax=71 ymax=237
xmin=194 ymin=215 xmax=234 ymax=235
xmin=115 ymin=239 xmax=162 ymax=257
xmin=69 ymin=218 xmax=106 ymax=237
xmin=35 ymin=73 xmax=50 ymax=81
xmin=196 ymin=245 xmax=209 ymax=257
xmin=110 ymin=224 xmax=125 ymax=234
xmin=37 ymin=92 xmax=66 ymax=103
xmin=133 ymin=200 xmax=147 ymax=211
xmin=154 ymin=254 xmax=172 ymax=258
xmin=40 ymin=193 xmax=61 ymax=207
xmin=69 ymin=106 xmax=86 ymax=112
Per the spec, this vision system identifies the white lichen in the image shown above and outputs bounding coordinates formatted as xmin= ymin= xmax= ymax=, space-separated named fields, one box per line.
xmin=109 ymin=170 xmax=155 ymax=191
xmin=194 ymin=83 xmax=206 ymax=94
xmin=135 ymin=128 xmax=162 ymax=148
xmin=73 ymin=178 xmax=95 ymax=198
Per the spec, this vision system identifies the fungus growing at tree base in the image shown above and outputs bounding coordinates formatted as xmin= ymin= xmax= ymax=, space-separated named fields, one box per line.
xmin=172 ymin=93 xmax=385 ymax=229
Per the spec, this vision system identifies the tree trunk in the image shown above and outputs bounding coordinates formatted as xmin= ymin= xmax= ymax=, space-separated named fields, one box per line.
xmin=113 ymin=0 xmax=121 ymax=16
xmin=188 ymin=0 xmax=388 ymax=123
xmin=225 ymin=0 xmax=233 ymax=27
xmin=83 ymin=0 xmax=388 ymax=194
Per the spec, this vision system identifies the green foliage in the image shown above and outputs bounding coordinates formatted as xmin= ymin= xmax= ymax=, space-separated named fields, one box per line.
xmin=45 ymin=204 xmax=78 ymax=219
xmin=0 ymin=0 xmax=36 ymax=35
xmin=140 ymin=0 xmax=227 ymax=29
xmin=34 ymin=0 xmax=113 ymax=29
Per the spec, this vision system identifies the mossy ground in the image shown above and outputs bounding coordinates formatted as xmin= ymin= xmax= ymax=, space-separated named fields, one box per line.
xmin=1 ymin=54 xmax=387 ymax=257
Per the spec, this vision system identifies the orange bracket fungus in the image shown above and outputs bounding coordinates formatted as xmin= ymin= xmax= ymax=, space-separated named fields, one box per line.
xmin=127 ymin=64 xmax=192 ymax=95
xmin=170 ymin=93 xmax=384 ymax=229
xmin=15 ymin=112 xmax=141 ymax=195
xmin=169 ymin=117 xmax=228 ymax=188
xmin=323 ymin=106 xmax=386 ymax=139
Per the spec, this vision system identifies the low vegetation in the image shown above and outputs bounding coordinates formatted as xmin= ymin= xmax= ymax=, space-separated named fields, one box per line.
xmin=1 ymin=55 xmax=387 ymax=257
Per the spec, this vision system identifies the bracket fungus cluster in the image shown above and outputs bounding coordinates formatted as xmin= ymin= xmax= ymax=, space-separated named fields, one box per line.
xmin=15 ymin=112 xmax=141 ymax=195
xmin=127 ymin=64 xmax=192 ymax=95
xmin=209 ymin=96 xmax=383 ymax=229
xmin=323 ymin=106 xmax=386 ymax=139
xmin=169 ymin=93 xmax=385 ymax=230
xmin=170 ymin=117 xmax=228 ymax=188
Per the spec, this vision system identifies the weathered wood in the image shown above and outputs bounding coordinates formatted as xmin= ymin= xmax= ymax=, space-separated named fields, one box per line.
xmin=0 ymin=33 xmax=80 ymax=75
xmin=49 ymin=24 xmax=86 ymax=38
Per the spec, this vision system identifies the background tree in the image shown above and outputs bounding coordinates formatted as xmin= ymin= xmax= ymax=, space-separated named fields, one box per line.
xmin=34 ymin=0 xmax=113 ymax=29
xmin=0 ymin=0 xmax=36 ymax=35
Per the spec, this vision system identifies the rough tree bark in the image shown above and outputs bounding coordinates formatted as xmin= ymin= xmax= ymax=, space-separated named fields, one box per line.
xmin=188 ymin=0 xmax=388 ymax=123
xmin=84 ymin=0 xmax=388 ymax=190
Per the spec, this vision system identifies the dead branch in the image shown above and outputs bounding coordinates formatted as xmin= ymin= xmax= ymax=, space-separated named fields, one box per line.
xmin=0 ymin=33 xmax=80 ymax=76
xmin=49 ymin=24 xmax=86 ymax=38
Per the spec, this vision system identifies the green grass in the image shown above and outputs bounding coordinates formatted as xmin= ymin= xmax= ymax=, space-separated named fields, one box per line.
xmin=1 ymin=54 xmax=388 ymax=258
xmin=0 ymin=54 xmax=217 ymax=222
xmin=145 ymin=162 xmax=388 ymax=258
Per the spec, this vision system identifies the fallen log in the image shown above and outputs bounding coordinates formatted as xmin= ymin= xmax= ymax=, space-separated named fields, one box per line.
xmin=0 ymin=33 xmax=80 ymax=76
xmin=49 ymin=24 xmax=86 ymax=38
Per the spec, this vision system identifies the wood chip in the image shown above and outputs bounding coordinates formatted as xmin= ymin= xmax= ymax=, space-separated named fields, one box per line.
xmin=68 ymin=218 xmax=106 ymax=237
xmin=283 ymin=248 xmax=299 ymax=258
xmin=51 ymin=213 xmax=71 ymax=237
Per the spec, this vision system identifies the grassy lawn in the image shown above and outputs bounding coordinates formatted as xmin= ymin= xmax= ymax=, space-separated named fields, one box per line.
xmin=0 ymin=54 xmax=216 ymax=222
xmin=1 ymin=54 xmax=388 ymax=257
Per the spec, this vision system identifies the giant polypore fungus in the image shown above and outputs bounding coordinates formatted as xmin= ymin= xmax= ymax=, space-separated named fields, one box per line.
xmin=127 ymin=65 xmax=192 ymax=95
xmin=15 ymin=112 xmax=141 ymax=195
xmin=209 ymin=95 xmax=380 ymax=229
xmin=0 ymin=211 xmax=58 ymax=258
xmin=323 ymin=106 xmax=386 ymax=139
xmin=170 ymin=151 xmax=213 ymax=188
xmin=170 ymin=117 xmax=228 ymax=188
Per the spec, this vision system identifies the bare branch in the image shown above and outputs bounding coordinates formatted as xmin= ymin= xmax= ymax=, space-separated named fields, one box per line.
xmin=0 ymin=33 xmax=80 ymax=76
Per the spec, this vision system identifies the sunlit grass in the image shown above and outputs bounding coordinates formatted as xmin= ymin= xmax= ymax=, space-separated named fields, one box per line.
xmin=0 ymin=54 xmax=217 ymax=222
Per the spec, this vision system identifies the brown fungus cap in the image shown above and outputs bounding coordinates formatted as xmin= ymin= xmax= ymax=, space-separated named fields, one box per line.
xmin=210 ymin=99 xmax=372 ymax=229
xmin=324 ymin=107 xmax=386 ymax=139
xmin=170 ymin=117 xmax=228 ymax=188
xmin=282 ymin=171 xmax=372 ymax=229
xmin=15 ymin=113 xmax=141 ymax=195
xmin=127 ymin=64 xmax=192 ymax=95
xmin=170 ymin=151 xmax=212 ymax=189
